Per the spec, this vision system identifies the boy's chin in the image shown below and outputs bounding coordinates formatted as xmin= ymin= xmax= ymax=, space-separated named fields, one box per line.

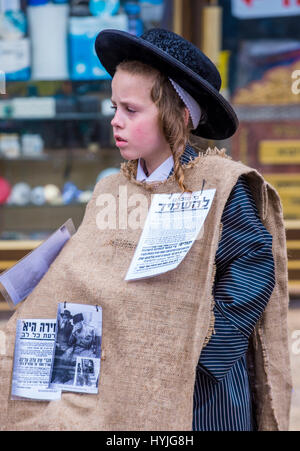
xmin=119 ymin=148 xmax=140 ymax=161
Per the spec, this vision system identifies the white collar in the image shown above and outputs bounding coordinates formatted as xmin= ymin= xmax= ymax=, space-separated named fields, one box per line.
xmin=136 ymin=156 xmax=174 ymax=182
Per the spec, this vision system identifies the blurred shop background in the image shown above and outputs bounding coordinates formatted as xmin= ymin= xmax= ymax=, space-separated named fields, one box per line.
xmin=0 ymin=0 xmax=300 ymax=430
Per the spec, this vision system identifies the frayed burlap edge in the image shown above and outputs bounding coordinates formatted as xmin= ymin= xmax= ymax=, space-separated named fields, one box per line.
xmin=120 ymin=147 xmax=231 ymax=190
xmin=202 ymin=262 xmax=216 ymax=348
xmin=202 ymin=222 xmax=223 ymax=348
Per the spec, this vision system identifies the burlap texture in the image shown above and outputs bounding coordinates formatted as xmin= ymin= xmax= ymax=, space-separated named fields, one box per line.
xmin=0 ymin=150 xmax=292 ymax=430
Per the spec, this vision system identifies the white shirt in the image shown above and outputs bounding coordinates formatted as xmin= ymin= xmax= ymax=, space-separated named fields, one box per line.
xmin=136 ymin=156 xmax=174 ymax=182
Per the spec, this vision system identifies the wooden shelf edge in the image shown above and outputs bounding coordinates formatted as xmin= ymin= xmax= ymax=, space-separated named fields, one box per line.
xmin=0 ymin=240 xmax=42 ymax=251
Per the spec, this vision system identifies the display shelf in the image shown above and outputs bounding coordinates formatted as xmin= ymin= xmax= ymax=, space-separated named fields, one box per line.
xmin=234 ymin=104 xmax=300 ymax=122
xmin=0 ymin=203 xmax=86 ymax=233
xmin=286 ymin=220 xmax=300 ymax=296
xmin=0 ymin=147 xmax=117 ymax=162
xmin=0 ymin=113 xmax=113 ymax=121
xmin=0 ymin=240 xmax=42 ymax=250
xmin=5 ymin=79 xmax=112 ymax=88
xmin=3 ymin=202 xmax=87 ymax=209
xmin=0 ymin=302 xmax=12 ymax=311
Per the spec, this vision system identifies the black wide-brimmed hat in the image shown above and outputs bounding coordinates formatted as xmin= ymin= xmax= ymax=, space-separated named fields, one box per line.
xmin=61 ymin=309 xmax=72 ymax=318
xmin=73 ymin=313 xmax=84 ymax=324
xmin=95 ymin=28 xmax=238 ymax=140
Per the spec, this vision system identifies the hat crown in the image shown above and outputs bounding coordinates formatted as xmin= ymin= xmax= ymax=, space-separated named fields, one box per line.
xmin=141 ymin=29 xmax=221 ymax=91
xmin=73 ymin=313 xmax=84 ymax=324
xmin=62 ymin=309 xmax=71 ymax=317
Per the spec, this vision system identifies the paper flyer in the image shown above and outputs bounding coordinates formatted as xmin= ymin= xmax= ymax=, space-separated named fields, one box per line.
xmin=11 ymin=319 xmax=61 ymax=401
xmin=125 ymin=189 xmax=216 ymax=281
xmin=0 ymin=218 xmax=76 ymax=308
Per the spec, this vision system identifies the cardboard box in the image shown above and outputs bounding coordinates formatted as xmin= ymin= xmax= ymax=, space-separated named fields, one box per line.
xmin=0 ymin=38 xmax=30 ymax=81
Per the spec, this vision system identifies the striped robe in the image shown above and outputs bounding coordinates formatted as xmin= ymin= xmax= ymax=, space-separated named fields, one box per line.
xmin=172 ymin=145 xmax=275 ymax=431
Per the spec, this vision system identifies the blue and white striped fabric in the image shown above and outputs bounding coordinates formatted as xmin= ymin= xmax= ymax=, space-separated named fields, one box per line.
xmin=170 ymin=145 xmax=275 ymax=431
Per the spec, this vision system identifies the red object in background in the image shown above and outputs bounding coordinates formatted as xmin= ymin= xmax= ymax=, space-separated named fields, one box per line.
xmin=242 ymin=0 xmax=300 ymax=8
xmin=0 ymin=177 xmax=11 ymax=204
xmin=282 ymin=0 xmax=300 ymax=5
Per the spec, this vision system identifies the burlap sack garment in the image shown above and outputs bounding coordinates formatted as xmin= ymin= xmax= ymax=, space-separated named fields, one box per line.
xmin=0 ymin=149 xmax=292 ymax=431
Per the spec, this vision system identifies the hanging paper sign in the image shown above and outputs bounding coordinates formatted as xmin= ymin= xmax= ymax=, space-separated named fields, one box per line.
xmin=11 ymin=319 xmax=61 ymax=401
xmin=0 ymin=219 xmax=76 ymax=308
xmin=232 ymin=0 xmax=300 ymax=19
xmin=125 ymin=189 xmax=216 ymax=281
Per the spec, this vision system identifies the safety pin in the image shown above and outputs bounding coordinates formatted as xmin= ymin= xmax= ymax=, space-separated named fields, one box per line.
xmin=200 ymin=179 xmax=206 ymax=195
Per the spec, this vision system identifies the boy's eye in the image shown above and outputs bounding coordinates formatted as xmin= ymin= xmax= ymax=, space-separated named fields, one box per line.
xmin=110 ymin=105 xmax=135 ymax=113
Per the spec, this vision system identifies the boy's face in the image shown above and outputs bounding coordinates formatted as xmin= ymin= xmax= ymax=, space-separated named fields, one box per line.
xmin=111 ymin=69 xmax=171 ymax=171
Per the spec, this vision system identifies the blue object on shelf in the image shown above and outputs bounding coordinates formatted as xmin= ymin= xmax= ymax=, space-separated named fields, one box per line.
xmin=96 ymin=168 xmax=120 ymax=183
xmin=140 ymin=0 xmax=164 ymax=25
xmin=140 ymin=0 xmax=164 ymax=4
xmin=0 ymin=38 xmax=31 ymax=81
xmin=124 ymin=1 xmax=143 ymax=36
xmin=9 ymin=183 xmax=31 ymax=206
xmin=4 ymin=10 xmax=27 ymax=35
xmin=27 ymin=0 xmax=49 ymax=5
xmin=62 ymin=182 xmax=82 ymax=205
xmin=69 ymin=31 xmax=110 ymax=80
xmin=89 ymin=0 xmax=120 ymax=16
xmin=69 ymin=15 xmax=127 ymax=80
xmin=6 ymin=67 xmax=30 ymax=81
xmin=30 ymin=186 xmax=46 ymax=206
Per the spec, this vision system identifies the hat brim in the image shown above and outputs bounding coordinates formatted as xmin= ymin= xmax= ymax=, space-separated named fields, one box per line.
xmin=95 ymin=29 xmax=239 ymax=140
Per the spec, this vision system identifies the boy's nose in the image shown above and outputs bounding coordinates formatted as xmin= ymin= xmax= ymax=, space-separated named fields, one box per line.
xmin=111 ymin=110 xmax=124 ymax=128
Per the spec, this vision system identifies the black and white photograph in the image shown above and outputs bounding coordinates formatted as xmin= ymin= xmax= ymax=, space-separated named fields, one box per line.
xmin=50 ymin=303 xmax=102 ymax=394
xmin=75 ymin=358 xmax=98 ymax=389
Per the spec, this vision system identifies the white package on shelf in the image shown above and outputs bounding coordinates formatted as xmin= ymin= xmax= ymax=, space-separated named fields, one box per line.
xmin=27 ymin=3 xmax=69 ymax=80
xmin=11 ymin=97 xmax=56 ymax=118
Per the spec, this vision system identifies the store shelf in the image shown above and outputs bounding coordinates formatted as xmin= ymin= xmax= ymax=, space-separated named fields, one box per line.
xmin=286 ymin=220 xmax=300 ymax=296
xmin=3 ymin=202 xmax=87 ymax=209
xmin=0 ymin=148 xmax=116 ymax=162
xmin=5 ymin=79 xmax=112 ymax=87
xmin=0 ymin=240 xmax=41 ymax=250
xmin=0 ymin=302 xmax=12 ymax=311
xmin=0 ymin=203 xmax=86 ymax=233
xmin=1 ymin=113 xmax=113 ymax=121
xmin=234 ymin=104 xmax=300 ymax=122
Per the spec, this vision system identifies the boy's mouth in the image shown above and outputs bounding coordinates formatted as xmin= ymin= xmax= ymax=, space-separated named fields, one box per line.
xmin=114 ymin=135 xmax=128 ymax=146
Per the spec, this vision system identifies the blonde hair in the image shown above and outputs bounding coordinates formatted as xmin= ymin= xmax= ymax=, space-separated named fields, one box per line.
xmin=116 ymin=60 xmax=193 ymax=192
